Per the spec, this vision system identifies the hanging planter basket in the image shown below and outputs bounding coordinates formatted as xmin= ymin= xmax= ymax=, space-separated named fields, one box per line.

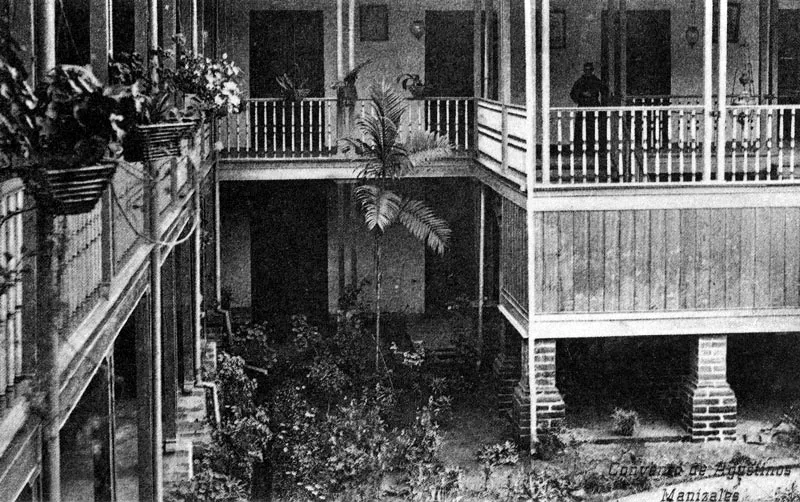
xmin=39 ymin=162 xmax=117 ymax=215
xmin=126 ymin=121 xmax=199 ymax=162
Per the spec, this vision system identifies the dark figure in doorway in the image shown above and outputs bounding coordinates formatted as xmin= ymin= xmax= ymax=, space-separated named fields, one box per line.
xmin=570 ymin=63 xmax=609 ymax=178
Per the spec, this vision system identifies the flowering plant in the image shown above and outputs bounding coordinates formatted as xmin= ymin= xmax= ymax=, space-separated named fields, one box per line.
xmin=172 ymin=36 xmax=243 ymax=118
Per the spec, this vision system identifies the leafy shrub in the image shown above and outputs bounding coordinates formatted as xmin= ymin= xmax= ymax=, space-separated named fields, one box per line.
xmin=216 ymin=352 xmax=257 ymax=422
xmin=611 ymin=408 xmax=639 ymax=436
xmin=393 ymin=404 xmax=442 ymax=471
xmin=534 ymin=430 xmax=565 ymax=461
xmin=774 ymin=482 xmax=800 ymax=502
xmin=477 ymin=441 xmax=520 ymax=491
xmin=227 ymin=321 xmax=278 ymax=370
xmin=167 ymin=458 xmax=248 ymax=502
xmin=506 ymin=468 xmax=578 ymax=502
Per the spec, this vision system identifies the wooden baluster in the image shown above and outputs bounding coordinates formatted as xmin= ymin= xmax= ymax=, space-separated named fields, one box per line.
xmin=690 ymin=110 xmax=698 ymax=179
xmin=678 ymin=110 xmax=685 ymax=177
xmin=791 ymin=109 xmax=796 ymax=178
xmin=235 ymin=106 xmax=241 ymax=154
xmin=245 ymin=101 xmax=251 ymax=155
xmin=581 ymin=110 xmax=587 ymax=180
xmin=778 ymin=109 xmax=785 ymax=178
xmin=766 ymin=109 xmax=773 ymax=179
xmin=654 ymin=109 xmax=661 ymax=180
xmin=465 ymin=100 xmax=471 ymax=150
xmin=605 ymin=110 xmax=611 ymax=183
xmin=262 ymin=102 xmax=267 ymax=157
xmin=289 ymin=101 xmax=296 ymax=154
xmin=300 ymin=100 xmax=306 ymax=154
xmin=271 ymin=102 xmax=277 ymax=156
xmin=665 ymin=111 xmax=673 ymax=180
xmin=629 ymin=111 xmax=636 ymax=181
xmin=437 ymin=100 xmax=443 ymax=138
xmin=281 ymin=103 xmax=287 ymax=155
xmin=617 ymin=111 xmax=624 ymax=183
xmin=556 ymin=111 xmax=563 ymax=182
xmin=317 ymin=101 xmax=322 ymax=155
xmin=641 ymin=108 xmax=649 ymax=181
xmin=755 ymin=109 xmax=762 ymax=178
xmin=570 ymin=111 xmax=576 ymax=182
xmin=743 ymin=108 xmax=750 ymax=177
xmin=593 ymin=111 xmax=600 ymax=182
xmin=454 ymin=100 xmax=461 ymax=150
xmin=326 ymin=101 xmax=333 ymax=154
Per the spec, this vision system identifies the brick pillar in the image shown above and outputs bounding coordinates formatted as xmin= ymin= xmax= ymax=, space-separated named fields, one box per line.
xmin=493 ymin=321 xmax=521 ymax=415
xmin=682 ymin=335 xmax=737 ymax=442
xmin=513 ymin=339 xmax=565 ymax=446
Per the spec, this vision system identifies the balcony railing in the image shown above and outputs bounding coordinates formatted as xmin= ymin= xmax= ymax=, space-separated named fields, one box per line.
xmin=476 ymin=98 xmax=800 ymax=185
xmin=219 ymin=97 xmax=474 ymax=160
xmin=0 ymin=179 xmax=24 ymax=408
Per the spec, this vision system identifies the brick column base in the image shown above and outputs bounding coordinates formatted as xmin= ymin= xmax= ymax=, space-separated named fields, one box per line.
xmin=493 ymin=321 xmax=521 ymax=416
xmin=681 ymin=335 xmax=737 ymax=442
xmin=512 ymin=339 xmax=565 ymax=446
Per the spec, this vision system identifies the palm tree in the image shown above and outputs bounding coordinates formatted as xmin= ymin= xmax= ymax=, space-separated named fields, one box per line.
xmin=341 ymin=81 xmax=452 ymax=372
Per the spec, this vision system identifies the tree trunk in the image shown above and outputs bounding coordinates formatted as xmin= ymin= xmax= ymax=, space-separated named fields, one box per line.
xmin=374 ymin=234 xmax=382 ymax=373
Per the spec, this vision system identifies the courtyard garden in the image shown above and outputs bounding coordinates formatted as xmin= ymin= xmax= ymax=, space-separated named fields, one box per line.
xmin=165 ymin=288 xmax=800 ymax=502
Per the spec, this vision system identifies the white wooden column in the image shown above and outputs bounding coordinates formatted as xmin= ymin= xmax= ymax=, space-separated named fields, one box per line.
xmin=477 ymin=184 xmax=486 ymax=365
xmin=702 ymin=0 xmax=714 ymax=181
xmin=35 ymin=0 xmax=56 ymax=80
xmin=191 ymin=0 xmax=200 ymax=54
xmin=337 ymin=0 xmax=344 ymax=80
xmin=541 ymin=0 xmax=551 ymax=185
xmin=90 ymin=0 xmax=112 ymax=80
xmin=716 ymin=0 xmax=729 ymax=176
xmin=348 ymin=0 xmax=356 ymax=71
xmin=523 ymin=0 xmax=538 ymax=452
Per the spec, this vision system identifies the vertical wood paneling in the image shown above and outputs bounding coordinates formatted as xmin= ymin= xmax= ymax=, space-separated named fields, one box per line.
xmin=679 ymin=209 xmax=697 ymax=309
xmin=754 ymin=207 xmax=771 ymax=307
xmin=709 ymin=209 xmax=726 ymax=308
xmin=534 ymin=212 xmax=544 ymax=314
xmin=604 ymin=211 xmax=620 ymax=311
xmin=649 ymin=210 xmax=666 ymax=310
xmin=589 ymin=212 xmax=605 ymax=312
xmin=739 ymin=208 xmax=757 ymax=308
xmin=665 ymin=210 xmax=681 ymax=310
xmin=695 ymin=209 xmax=711 ymax=309
xmin=785 ymin=208 xmax=800 ymax=307
xmin=573 ymin=211 xmax=589 ymax=311
xmin=543 ymin=212 xmax=560 ymax=312
xmin=724 ymin=208 xmax=742 ymax=308
xmin=558 ymin=212 xmax=574 ymax=311
xmin=769 ymin=208 xmax=786 ymax=307
xmin=634 ymin=210 xmax=650 ymax=311
xmin=619 ymin=211 xmax=635 ymax=311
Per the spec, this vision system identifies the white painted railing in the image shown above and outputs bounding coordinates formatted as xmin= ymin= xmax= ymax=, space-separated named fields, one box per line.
xmin=219 ymin=97 xmax=473 ymax=159
xmin=61 ymin=203 xmax=105 ymax=329
xmin=475 ymin=97 xmax=800 ymax=185
xmin=0 ymin=179 xmax=24 ymax=407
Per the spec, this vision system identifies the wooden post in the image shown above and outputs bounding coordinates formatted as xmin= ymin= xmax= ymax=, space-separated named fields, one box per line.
xmin=716 ymin=0 xmax=728 ymax=178
xmin=35 ymin=0 xmax=56 ymax=81
xmin=541 ymin=0 xmax=551 ymax=185
xmin=191 ymin=0 xmax=200 ymax=53
xmin=499 ymin=0 xmax=511 ymax=173
xmin=337 ymin=183 xmax=346 ymax=302
xmin=90 ymin=0 xmax=112 ymax=81
xmin=161 ymin=250 xmax=178 ymax=450
xmin=37 ymin=209 xmax=61 ymax=502
xmin=337 ymin=0 xmax=344 ymax=80
xmin=477 ymin=184 xmax=486 ymax=365
xmin=135 ymin=294 xmax=155 ymax=502
xmin=146 ymin=157 xmax=164 ymax=501
xmin=703 ymin=0 xmax=714 ymax=182
xmin=523 ymin=0 xmax=538 ymax=454
xmin=193 ymin=170 xmax=203 ymax=384
xmin=92 ymin=357 xmax=116 ymax=502
xmin=348 ymin=0 xmax=356 ymax=71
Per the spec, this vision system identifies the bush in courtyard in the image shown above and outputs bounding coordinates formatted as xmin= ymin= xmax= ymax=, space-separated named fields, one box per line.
xmin=227 ymin=321 xmax=278 ymax=371
xmin=774 ymin=482 xmax=800 ymax=502
xmin=477 ymin=441 xmax=519 ymax=490
xmin=534 ymin=430 xmax=566 ymax=461
xmin=216 ymin=352 xmax=257 ymax=422
xmin=611 ymin=408 xmax=639 ymax=436
xmin=506 ymin=467 xmax=578 ymax=502
xmin=167 ymin=457 xmax=249 ymax=502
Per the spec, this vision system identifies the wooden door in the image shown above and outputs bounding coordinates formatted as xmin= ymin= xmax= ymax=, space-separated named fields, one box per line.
xmin=424 ymin=11 xmax=475 ymax=148
xmin=777 ymin=10 xmax=800 ymax=104
xmin=249 ymin=11 xmax=325 ymax=153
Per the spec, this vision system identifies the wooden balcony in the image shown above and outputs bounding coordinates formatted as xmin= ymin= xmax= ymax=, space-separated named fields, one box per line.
xmin=217 ymin=97 xmax=474 ymax=180
xmin=476 ymin=98 xmax=800 ymax=188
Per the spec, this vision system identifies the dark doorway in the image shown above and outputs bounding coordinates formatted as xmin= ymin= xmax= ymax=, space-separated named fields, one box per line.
xmin=626 ymin=10 xmax=671 ymax=98
xmin=249 ymin=181 xmax=328 ymax=321
xmin=249 ymin=10 xmax=325 ymax=153
xmin=425 ymin=11 xmax=475 ymax=147
xmin=777 ymin=10 xmax=800 ymax=138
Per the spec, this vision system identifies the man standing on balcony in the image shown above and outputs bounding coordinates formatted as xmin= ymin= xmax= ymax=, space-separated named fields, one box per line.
xmin=570 ymin=63 xmax=609 ymax=177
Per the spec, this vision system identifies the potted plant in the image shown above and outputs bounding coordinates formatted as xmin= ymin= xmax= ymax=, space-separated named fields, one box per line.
xmin=332 ymin=59 xmax=371 ymax=109
xmin=397 ymin=73 xmax=428 ymax=99
xmin=1 ymin=38 xmax=125 ymax=215
xmin=111 ymin=48 xmax=201 ymax=162
xmin=276 ymin=63 xmax=310 ymax=102
xmin=171 ymin=35 xmax=243 ymax=120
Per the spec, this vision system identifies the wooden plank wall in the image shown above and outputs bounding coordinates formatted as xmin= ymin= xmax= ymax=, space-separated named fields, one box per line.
xmin=500 ymin=198 xmax=528 ymax=319
xmin=501 ymin=206 xmax=800 ymax=314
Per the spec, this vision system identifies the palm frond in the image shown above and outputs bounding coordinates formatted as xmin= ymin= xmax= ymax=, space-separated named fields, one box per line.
xmin=339 ymin=137 xmax=375 ymax=158
xmin=397 ymin=198 xmax=451 ymax=255
xmin=368 ymin=81 xmax=406 ymax=127
xmin=354 ymin=184 xmax=402 ymax=233
xmin=405 ymin=130 xmax=452 ymax=165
